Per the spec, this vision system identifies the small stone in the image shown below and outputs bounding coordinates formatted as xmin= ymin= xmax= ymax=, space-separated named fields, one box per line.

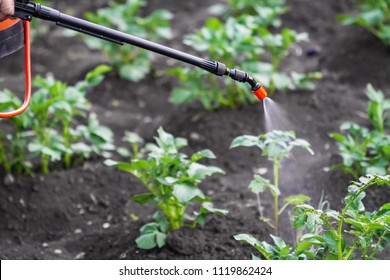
xmin=143 ymin=116 xmax=152 ymax=123
xmin=75 ymin=252 xmax=86 ymax=260
xmin=103 ymin=223 xmax=110 ymax=229
xmin=190 ymin=132 xmax=201 ymax=140
xmin=54 ymin=249 xmax=62 ymax=255
xmin=111 ymin=99 xmax=120 ymax=107
xmin=42 ymin=242 xmax=49 ymax=248
xmin=102 ymin=152 xmax=112 ymax=158
xmin=254 ymin=167 xmax=268 ymax=175
xmin=74 ymin=228 xmax=82 ymax=234
xmin=119 ymin=251 xmax=127 ymax=259
xmin=306 ymin=47 xmax=321 ymax=56
xmin=4 ymin=174 xmax=15 ymax=185
xmin=324 ymin=143 xmax=330 ymax=150
xmin=207 ymin=190 xmax=215 ymax=196
xmin=87 ymin=221 xmax=93 ymax=226
xmin=19 ymin=199 xmax=26 ymax=208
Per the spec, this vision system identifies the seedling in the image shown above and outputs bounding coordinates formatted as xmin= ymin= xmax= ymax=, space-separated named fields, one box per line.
xmin=338 ymin=0 xmax=390 ymax=47
xmin=79 ymin=0 xmax=172 ymax=81
xmin=106 ymin=128 xmax=227 ymax=249
xmin=170 ymin=2 xmax=321 ymax=110
xmin=230 ymin=130 xmax=314 ymax=232
xmin=0 ymin=65 xmax=114 ymax=174
xmin=210 ymin=0 xmax=287 ymax=28
xmin=330 ymin=84 xmax=390 ymax=178
xmin=0 ymin=96 xmax=31 ymax=175
xmin=235 ymin=174 xmax=390 ymax=260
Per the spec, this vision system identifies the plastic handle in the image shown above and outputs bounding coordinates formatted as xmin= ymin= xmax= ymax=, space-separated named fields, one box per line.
xmin=0 ymin=20 xmax=31 ymax=118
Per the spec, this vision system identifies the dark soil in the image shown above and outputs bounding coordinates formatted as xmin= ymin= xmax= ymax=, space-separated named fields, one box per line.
xmin=0 ymin=0 xmax=389 ymax=259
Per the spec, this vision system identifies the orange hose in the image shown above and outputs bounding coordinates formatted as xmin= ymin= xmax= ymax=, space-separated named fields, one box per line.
xmin=0 ymin=20 xmax=31 ymax=118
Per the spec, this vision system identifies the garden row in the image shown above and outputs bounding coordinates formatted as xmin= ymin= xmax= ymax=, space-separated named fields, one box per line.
xmin=0 ymin=0 xmax=389 ymax=259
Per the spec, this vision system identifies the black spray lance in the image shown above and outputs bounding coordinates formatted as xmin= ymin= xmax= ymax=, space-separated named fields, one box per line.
xmin=0 ymin=0 xmax=268 ymax=118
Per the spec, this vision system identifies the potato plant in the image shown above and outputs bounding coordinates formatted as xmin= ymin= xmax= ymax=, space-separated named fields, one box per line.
xmin=235 ymin=175 xmax=390 ymax=260
xmin=338 ymin=0 xmax=390 ymax=46
xmin=0 ymin=65 xmax=114 ymax=175
xmin=80 ymin=0 xmax=172 ymax=82
xmin=169 ymin=2 xmax=321 ymax=110
xmin=106 ymin=128 xmax=227 ymax=250
xmin=230 ymin=130 xmax=314 ymax=232
xmin=330 ymin=84 xmax=390 ymax=179
xmin=210 ymin=0 xmax=287 ymax=27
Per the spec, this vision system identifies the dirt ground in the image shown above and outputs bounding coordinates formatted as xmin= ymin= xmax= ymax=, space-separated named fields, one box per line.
xmin=0 ymin=0 xmax=389 ymax=259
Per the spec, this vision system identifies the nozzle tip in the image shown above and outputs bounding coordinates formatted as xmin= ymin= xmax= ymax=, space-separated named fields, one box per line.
xmin=253 ymin=86 xmax=268 ymax=100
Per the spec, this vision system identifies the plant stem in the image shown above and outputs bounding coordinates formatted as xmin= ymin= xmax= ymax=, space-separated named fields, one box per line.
xmin=42 ymin=155 xmax=49 ymax=174
xmin=16 ymin=139 xmax=24 ymax=176
xmin=167 ymin=203 xmax=183 ymax=230
xmin=273 ymin=161 xmax=280 ymax=233
xmin=369 ymin=230 xmax=387 ymax=259
xmin=0 ymin=138 xmax=11 ymax=174
xmin=337 ymin=182 xmax=372 ymax=259
xmin=256 ymin=193 xmax=263 ymax=217
xmin=63 ymin=124 xmax=71 ymax=169
xmin=344 ymin=243 xmax=357 ymax=260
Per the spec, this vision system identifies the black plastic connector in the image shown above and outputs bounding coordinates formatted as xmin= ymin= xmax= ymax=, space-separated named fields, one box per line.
xmin=225 ymin=68 xmax=261 ymax=91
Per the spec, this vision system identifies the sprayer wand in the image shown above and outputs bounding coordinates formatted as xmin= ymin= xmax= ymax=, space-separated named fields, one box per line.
xmin=15 ymin=0 xmax=268 ymax=97
xmin=0 ymin=1 xmax=267 ymax=117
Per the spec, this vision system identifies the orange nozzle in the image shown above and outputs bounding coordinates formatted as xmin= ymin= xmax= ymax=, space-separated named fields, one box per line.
xmin=253 ymin=86 xmax=268 ymax=100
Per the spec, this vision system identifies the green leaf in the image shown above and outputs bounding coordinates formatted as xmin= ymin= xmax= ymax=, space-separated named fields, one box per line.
xmin=41 ymin=147 xmax=62 ymax=162
xmin=249 ymin=175 xmax=270 ymax=194
xmin=284 ymin=194 xmax=311 ymax=205
xmin=191 ymin=149 xmax=216 ymax=162
xmin=293 ymin=214 xmax=307 ymax=228
xmin=71 ymin=142 xmax=92 ymax=157
xmin=156 ymin=127 xmax=176 ymax=149
xmin=170 ymin=88 xmax=196 ymax=104
xmin=157 ymin=176 xmax=178 ymax=186
xmin=361 ymin=9 xmax=384 ymax=26
xmin=234 ymin=234 xmax=261 ymax=247
xmin=104 ymin=160 xmax=134 ymax=173
xmin=234 ymin=234 xmax=272 ymax=259
xmin=323 ymin=230 xmax=338 ymax=254
xmin=119 ymin=60 xmax=149 ymax=82
xmin=123 ymin=131 xmax=144 ymax=144
xmin=201 ymin=202 xmax=228 ymax=215
xmin=173 ymin=182 xmax=202 ymax=203
xmin=132 ymin=193 xmax=156 ymax=205
xmin=188 ymin=162 xmax=225 ymax=180
xmin=136 ymin=220 xmax=168 ymax=250
xmin=306 ymin=212 xmax=322 ymax=232
xmin=136 ymin=232 xmax=158 ymax=250
xmin=271 ymin=235 xmax=286 ymax=249
xmin=86 ymin=64 xmax=112 ymax=87
xmin=337 ymin=14 xmax=358 ymax=25
xmin=230 ymin=135 xmax=262 ymax=149
xmin=156 ymin=232 xmax=167 ymax=248
xmin=296 ymin=239 xmax=322 ymax=253
xmin=267 ymin=182 xmax=281 ymax=196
